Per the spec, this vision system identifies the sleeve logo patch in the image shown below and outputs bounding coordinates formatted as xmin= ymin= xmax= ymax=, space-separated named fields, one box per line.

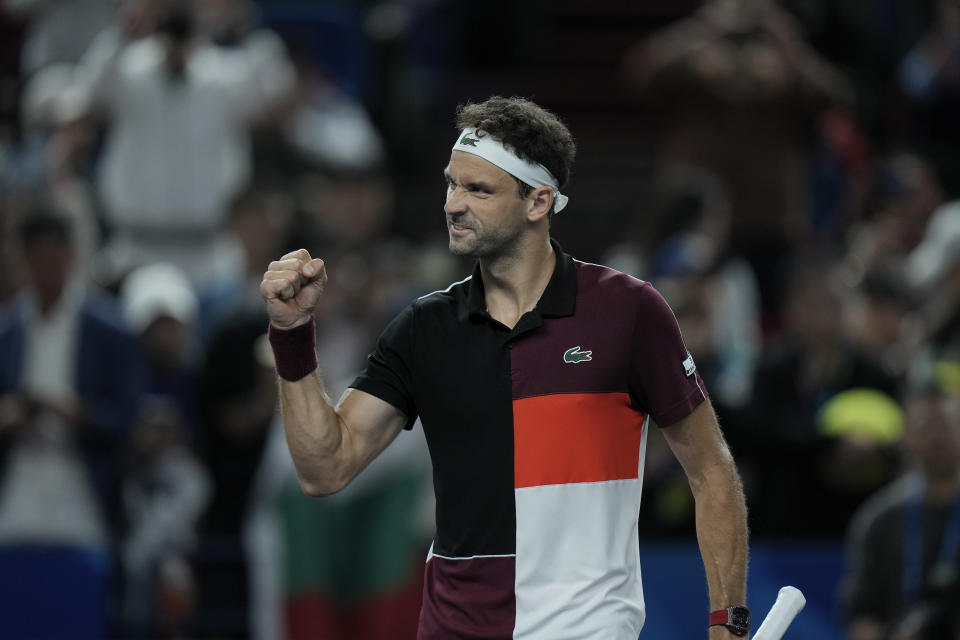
xmin=682 ymin=352 xmax=696 ymax=376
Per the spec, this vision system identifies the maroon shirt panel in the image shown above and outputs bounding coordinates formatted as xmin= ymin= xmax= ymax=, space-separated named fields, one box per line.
xmin=417 ymin=555 xmax=516 ymax=640
xmin=511 ymin=261 xmax=707 ymax=426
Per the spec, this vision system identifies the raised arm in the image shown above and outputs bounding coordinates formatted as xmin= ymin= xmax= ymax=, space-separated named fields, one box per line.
xmin=661 ymin=398 xmax=750 ymax=639
xmin=261 ymin=249 xmax=408 ymax=496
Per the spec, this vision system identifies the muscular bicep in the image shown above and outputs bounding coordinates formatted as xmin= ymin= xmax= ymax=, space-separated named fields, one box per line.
xmin=660 ymin=399 xmax=735 ymax=489
xmin=335 ymin=388 xmax=410 ymax=472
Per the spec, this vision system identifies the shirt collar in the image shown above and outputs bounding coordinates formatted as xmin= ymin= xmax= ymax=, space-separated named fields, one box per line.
xmin=463 ymin=237 xmax=577 ymax=321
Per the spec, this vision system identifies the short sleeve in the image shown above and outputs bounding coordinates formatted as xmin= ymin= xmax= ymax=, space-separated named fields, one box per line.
xmin=349 ymin=304 xmax=418 ymax=430
xmin=629 ymin=284 xmax=708 ymax=427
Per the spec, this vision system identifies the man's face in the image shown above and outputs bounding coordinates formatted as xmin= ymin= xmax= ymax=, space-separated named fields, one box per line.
xmin=443 ymin=150 xmax=529 ymax=258
xmin=23 ymin=235 xmax=73 ymax=304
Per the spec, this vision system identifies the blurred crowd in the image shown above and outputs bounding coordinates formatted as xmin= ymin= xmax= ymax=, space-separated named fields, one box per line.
xmin=0 ymin=0 xmax=958 ymax=638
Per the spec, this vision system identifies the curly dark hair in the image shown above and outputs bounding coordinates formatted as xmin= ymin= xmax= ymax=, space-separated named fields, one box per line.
xmin=455 ymin=96 xmax=576 ymax=206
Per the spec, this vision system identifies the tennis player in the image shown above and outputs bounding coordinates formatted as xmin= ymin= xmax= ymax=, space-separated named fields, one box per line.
xmin=262 ymin=96 xmax=750 ymax=639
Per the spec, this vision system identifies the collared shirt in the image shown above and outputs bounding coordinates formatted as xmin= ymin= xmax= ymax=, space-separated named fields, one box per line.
xmin=351 ymin=240 xmax=708 ymax=640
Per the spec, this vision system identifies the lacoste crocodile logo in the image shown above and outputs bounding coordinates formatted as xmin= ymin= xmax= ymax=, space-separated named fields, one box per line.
xmin=563 ymin=346 xmax=593 ymax=364
xmin=459 ymin=135 xmax=480 ymax=147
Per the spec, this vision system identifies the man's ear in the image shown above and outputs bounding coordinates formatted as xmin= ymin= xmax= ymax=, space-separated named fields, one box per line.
xmin=526 ymin=186 xmax=554 ymax=222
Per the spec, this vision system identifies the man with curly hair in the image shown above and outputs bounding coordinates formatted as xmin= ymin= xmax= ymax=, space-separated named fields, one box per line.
xmin=261 ymin=96 xmax=750 ymax=639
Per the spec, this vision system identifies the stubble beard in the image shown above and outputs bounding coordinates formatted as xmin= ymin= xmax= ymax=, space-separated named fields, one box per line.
xmin=448 ymin=222 xmax=524 ymax=260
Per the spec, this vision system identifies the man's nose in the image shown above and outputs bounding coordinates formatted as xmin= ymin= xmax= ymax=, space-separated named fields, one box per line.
xmin=444 ymin=187 xmax=466 ymax=215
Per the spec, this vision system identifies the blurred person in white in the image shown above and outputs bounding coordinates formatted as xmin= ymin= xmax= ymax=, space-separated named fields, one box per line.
xmin=280 ymin=45 xmax=386 ymax=175
xmin=0 ymin=208 xmax=143 ymax=633
xmin=122 ymin=262 xmax=201 ymax=430
xmin=118 ymin=262 xmax=211 ymax=636
xmin=907 ymin=200 xmax=960 ymax=369
xmin=69 ymin=0 xmax=294 ymax=286
xmin=842 ymin=381 xmax=960 ymax=640
xmin=2 ymin=0 xmax=118 ymax=75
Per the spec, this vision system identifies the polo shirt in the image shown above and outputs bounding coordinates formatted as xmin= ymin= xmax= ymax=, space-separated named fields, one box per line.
xmin=350 ymin=239 xmax=708 ymax=640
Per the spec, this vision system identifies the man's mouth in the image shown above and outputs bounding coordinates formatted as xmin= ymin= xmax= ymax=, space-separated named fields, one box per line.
xmin=448 ymin=221 xmax=472 ymax=235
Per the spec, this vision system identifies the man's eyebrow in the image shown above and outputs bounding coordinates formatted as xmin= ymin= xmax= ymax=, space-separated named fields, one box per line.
xmin=464 ymin=179 xmax=496 ymax=191
xmin=443 ymin=170 xmax=496 ymax=192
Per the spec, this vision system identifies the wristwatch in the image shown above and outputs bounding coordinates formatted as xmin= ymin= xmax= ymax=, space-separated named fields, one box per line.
xmin=709 ymin=605 xmax=751 ymax=637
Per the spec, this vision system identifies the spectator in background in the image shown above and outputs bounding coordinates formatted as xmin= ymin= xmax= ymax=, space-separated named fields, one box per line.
xmin=907 ymin=200 xmax=960 ymax=365
xmin=622 ymin=0 xmax=853 ymax=317
xmin=844 ymin=266 xmax=921 ymax=384
xmin=196 ymin=184 xmax=295 ymax=348
xmin=899 ymin=0 xmax=960 ymax=197
xmin=845 ymin=152 xmax=945 ymax=284
xmin=18 ymin=63 xmax=101 ymax=273
xmin=121 ymin=262 xmax=200 ymax=433
xmin=0 ymin=209 xmax=143 ymax=637
xmin=745 ymin=249 xmax=901 ymax=538
xmin=192 ymin=315 xmax=276 ymax=639
xmin=118 ymin=261 xmax=209 ymax=637
xmin=2 ymin=0 xmax=118 ymax=75
xmin=842 ymin=383 xmax=960 ymax=640
xmin=642 ymin=167 xmax=761 ymax=409
xmin=120 ymin=395 xmax=210 ymax=639
xmin=69 ymin=0 xmax=294 ymax=286
xmin=279 ymin=45 xmax=387 ymax=176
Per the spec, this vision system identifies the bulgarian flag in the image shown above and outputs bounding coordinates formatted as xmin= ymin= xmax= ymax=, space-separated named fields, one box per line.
xmin=279 ymin=469 xmax=427 ymax=640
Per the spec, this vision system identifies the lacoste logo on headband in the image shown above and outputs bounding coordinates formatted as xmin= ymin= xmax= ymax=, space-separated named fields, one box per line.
xmin=459 ymin=135 xmax=480 ymax=147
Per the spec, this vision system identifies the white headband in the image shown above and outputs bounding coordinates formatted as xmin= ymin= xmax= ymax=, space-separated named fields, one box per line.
xmin=452 ymin=128 xmax=569 ymax=213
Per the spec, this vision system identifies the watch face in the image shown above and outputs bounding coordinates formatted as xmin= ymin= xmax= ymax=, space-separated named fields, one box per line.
xmin=728 ymin=606 xmax=751 ymax=631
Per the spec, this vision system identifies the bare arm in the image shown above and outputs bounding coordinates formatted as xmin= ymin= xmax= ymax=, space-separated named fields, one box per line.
xmin=261 ymin=249 xmax=408 ymax=496
xmin=279 ymin=381 xmax=407 ymax=496
xmin=661 ymin=399 xmax=749 ymax=639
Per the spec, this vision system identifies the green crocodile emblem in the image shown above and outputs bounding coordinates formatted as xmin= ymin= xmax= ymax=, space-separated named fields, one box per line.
xmin=563 ymin=346 xmax=593 ymax=364
xmin=459 ymin=135 xmax=480 ymax=147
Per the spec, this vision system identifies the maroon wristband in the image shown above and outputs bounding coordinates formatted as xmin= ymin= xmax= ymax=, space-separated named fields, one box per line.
xmin=268 ymin=321 xmax=318 ymax=381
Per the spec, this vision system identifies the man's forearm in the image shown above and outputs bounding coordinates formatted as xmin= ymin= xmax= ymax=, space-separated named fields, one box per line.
xmin=278 ymin=371 xmax=352 ymax=496
xmin=690 ymin=456 xmax=749 ymax=613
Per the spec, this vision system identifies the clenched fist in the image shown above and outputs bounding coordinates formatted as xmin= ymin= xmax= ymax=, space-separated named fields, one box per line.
xmin=260 ymin=249 xmax=327 ymax=330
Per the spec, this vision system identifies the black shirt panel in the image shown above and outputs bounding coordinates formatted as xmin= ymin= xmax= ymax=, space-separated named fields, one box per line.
xmin=350 ymin=303 xmax=418 ymax=430
xmin=352 ymin=277 xmax=518 ymax=556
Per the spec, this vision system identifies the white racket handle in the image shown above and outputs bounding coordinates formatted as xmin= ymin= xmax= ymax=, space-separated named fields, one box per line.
xmin=752 ymin=586 xmax=806 ymax=640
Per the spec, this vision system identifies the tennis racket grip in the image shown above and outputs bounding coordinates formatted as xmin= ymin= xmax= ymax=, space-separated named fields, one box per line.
xmin=752 ymin=586 xmax=806 ymax=640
